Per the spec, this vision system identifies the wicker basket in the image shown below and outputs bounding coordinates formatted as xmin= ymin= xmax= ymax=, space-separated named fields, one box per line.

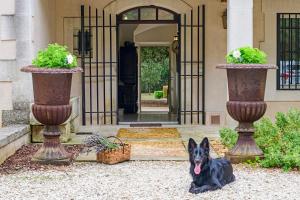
xmin=96 ymin=136 xmax=131 ymax=165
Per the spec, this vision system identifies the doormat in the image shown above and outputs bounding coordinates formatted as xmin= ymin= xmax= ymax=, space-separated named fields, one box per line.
xmin=116 ymin=128 xmax=187 ymax=160
xmin=117 ymin=128 xmax=180 ymax=139
xmin=124 ymin=140 xmax=188 ymax=160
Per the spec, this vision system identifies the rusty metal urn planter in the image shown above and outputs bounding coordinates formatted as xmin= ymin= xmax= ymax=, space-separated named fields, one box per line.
xmin=217 ymin=64 xmax=277 ymax=163
xmin=21 ymin=66 xmax=82 ymax=164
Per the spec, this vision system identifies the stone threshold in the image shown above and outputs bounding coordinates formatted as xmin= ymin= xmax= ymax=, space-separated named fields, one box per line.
xmin=0 ymin=125 xmax=30 ymax=165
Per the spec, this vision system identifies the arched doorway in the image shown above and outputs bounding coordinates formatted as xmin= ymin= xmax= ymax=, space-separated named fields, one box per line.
xmin=80 ymin=3 xmax=205 ymax=126
xmin=117 ymin=6 xmax=180 ymax=125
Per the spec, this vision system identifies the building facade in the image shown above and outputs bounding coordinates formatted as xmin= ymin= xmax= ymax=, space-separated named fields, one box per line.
xmin=0 ymin=0 xmax=299 ymax=128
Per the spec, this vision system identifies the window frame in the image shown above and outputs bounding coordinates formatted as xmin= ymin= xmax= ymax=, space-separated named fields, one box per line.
xmin=117 ymin=6 xmax=179 ymax=24
xmin=277 ymin=13 xmax=300 ymax=90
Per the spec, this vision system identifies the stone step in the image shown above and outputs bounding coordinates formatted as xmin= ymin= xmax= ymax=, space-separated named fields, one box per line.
xmin=0 ymin=125 xmax=30 ymax=165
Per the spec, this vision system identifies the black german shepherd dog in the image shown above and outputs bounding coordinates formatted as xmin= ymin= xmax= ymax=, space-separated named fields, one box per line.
xmin=188 ymin=137 xmax=235 ymax=194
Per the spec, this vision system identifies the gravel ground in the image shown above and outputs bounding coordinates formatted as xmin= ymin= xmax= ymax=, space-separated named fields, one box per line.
xmin=0 ymin=161 xmax=299 ymax=200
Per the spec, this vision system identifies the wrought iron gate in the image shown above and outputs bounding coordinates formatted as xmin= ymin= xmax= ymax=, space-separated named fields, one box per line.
xmin=80 ymin=5 xmax=117 ymax=125
xmin=179 ymin=5 xmax=205 ymax=124
xmin=80 ymin=4 xmax=205 ymax=125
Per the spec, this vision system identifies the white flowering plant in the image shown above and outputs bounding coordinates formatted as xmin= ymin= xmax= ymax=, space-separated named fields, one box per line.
xmin=32 ymin=43 xmax=77 ymax=68
xmin=226 ymin=46 xmax=267 ymax=64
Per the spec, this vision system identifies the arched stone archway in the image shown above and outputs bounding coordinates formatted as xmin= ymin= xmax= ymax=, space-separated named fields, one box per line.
xmin=103 ymin=0 xmax=192 ymax=15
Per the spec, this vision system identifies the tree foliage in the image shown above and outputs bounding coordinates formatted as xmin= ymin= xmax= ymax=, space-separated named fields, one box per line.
xmin=141 ymin=47 xmax=169 ymax=93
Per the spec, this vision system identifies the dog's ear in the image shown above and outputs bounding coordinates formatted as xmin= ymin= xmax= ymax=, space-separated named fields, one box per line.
xmin=188 ymin=138 xmax=197 ymax=153
xmin=200 ymin=137 xmax=209 ymax=151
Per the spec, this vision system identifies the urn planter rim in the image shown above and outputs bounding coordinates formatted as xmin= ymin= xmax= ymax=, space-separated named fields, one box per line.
xmin=21 ymin=65 xmax=83 ymax=74
xmin=216 ymin=64 xmax=277 ymax=69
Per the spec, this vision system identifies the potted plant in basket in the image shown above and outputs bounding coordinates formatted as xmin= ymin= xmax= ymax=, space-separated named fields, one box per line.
xmin=21 ymin=43 xmax=82 ymax=164
xmin=217 ymin=47 xmax=277 ymax=163
xmin=84 ymin=134 xmax=131 ymax=164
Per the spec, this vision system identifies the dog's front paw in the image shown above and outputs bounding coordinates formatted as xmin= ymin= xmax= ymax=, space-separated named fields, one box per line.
xmin=189 ymin=183 xmax=197 ymax=194
xmin=189 ymin=187 xmax=196 ymax=194
xmin=198 ymin=187 xmax=207 ymax=193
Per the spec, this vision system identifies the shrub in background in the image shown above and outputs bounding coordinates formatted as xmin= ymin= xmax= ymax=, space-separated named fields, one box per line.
xmin=219 ymin=109 xmax=300 ymax=171
xmin=154 ymin=91 xmax=163 ymax=99
xmin=226 ymin=46 xmax=267 ymax=64
xmin=219 ymin=128 xmax=238 ymax=149
xmin=255 ymin=109 xmax=300 ymax=171
xmin=32 ymin=43 xmax=77 ymax=68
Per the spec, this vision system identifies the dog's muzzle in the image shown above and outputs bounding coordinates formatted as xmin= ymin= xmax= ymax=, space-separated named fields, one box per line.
xmin=194 ymin=160 xmax=202 ymax=175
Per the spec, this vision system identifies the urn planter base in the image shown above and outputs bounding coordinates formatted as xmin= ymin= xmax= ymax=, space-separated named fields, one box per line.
xmin=225 ymin=153 xmax=264 ymax=164
xmin=32 ymin=126 xmax=72 ymax=165
xmin=225 ymin=132 xmax=264 ymax=164
xmin=226 ymin=101 xmax=265 ymax=163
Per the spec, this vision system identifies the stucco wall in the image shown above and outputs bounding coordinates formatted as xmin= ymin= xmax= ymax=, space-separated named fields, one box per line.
xmin=0 ymin=0 xmax=58 ymax=126
xmin=0 ymin=0 xmax=15 ymax=116
xmin=257 ymin=0 xmax=299 ymax=101
xmin=0 ymin=0 xmax=56 ymax=105
xmin=0 ymin=0 xmax=15 ymax=61
xmin=135 ymin=25 xmax=177 ymax=43
xmin=253 ymin=0 xmax=300 ymax=121
xmin=119 ymin=24 xmax=138 ymax=45
xmin=0 ymin=0 xmax=15 ymax=126
xmin=32 ymin=0 xmax=56 ymax=55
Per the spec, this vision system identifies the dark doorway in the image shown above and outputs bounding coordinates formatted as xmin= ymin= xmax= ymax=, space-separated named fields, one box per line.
xmin=118 ymin=41 xmax=138 ymax=114
xmin=117 ymin=6 xmax=180 ymax=124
